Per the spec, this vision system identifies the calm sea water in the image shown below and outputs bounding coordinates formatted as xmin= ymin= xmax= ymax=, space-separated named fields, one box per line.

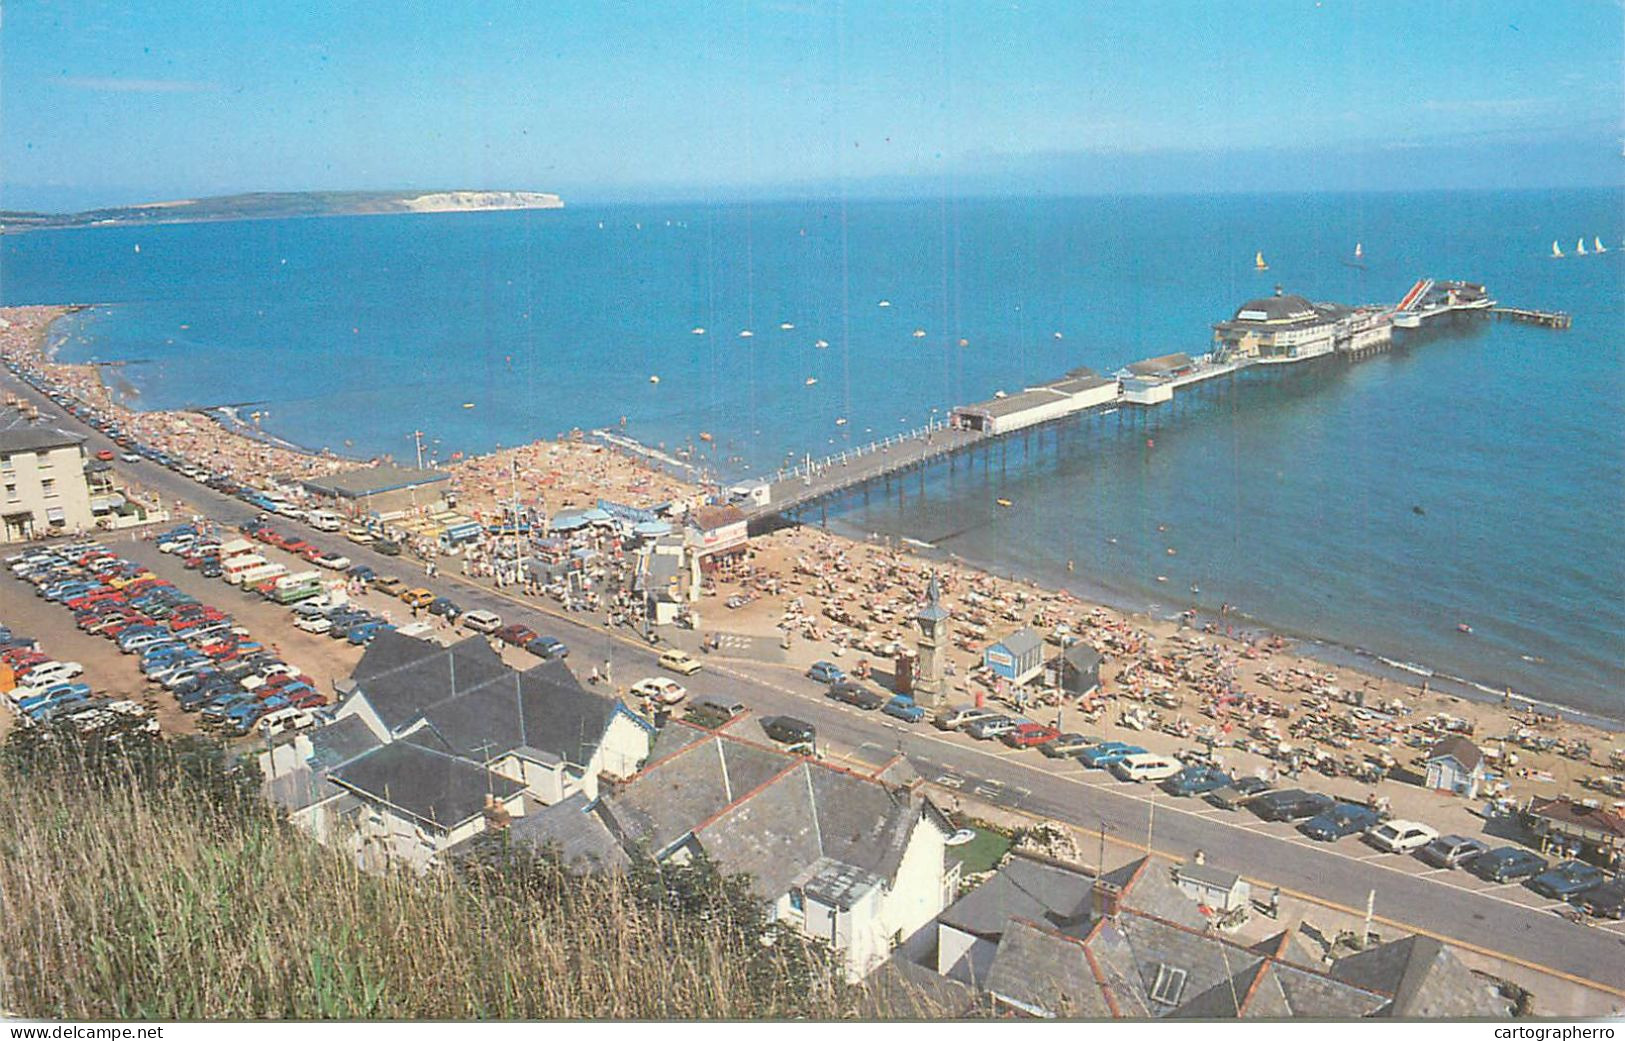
xmin=3 ymin=190 xmax=1621 ymax=714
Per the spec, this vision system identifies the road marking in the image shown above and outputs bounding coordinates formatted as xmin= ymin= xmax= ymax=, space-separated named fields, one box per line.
xmin=936 ymin=775 xmax=964 ymax=789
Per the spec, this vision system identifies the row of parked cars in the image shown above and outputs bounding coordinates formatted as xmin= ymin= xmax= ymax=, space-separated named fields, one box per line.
xmin=915 ymin=700 xmax=1624 ymax=920
xmin=9 ymin=533 xmax=322 ymax=738
xmin=0 ymin=605 xmax=159 ymax=736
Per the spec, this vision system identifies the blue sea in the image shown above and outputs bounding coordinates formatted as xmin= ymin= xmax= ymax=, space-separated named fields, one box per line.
xmin=3 ymin=189 xmax=1621 ymax=716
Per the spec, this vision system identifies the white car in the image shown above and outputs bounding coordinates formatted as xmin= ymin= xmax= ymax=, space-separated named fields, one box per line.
xmin=18 ymin=661 xmax=84 ymax=687
xmin=630 ymin=677 xmax=688 ymax=705
xmin=1364 ymin=819 xmax=1439 ymax=854
xmin=462 ymin=609 xmax=502 ymax=634
xmin=293 ymin=615 xmax=332 ymax=634
xmin=313 ymin=552 xmax=351 ymax=570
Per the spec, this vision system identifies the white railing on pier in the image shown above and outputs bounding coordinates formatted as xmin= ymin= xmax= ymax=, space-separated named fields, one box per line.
xmin=772 ymin=417 xmax=954 ymax=485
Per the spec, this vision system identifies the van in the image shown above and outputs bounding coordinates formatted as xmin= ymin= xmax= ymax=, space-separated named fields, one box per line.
xmin=1110 ymin=753 xmax=1183 ymax=783
xmin=307 ymin=510 xmax=343 ymax=532
xmin=232 ymin=562 xmax=287 ymax=588
xmin=217 ymin=538 xmax=256 ymax=560
xmin=462 ymin=609 xmax=502 ymax=634
xmin=221 ymin=554 xmax=269 ymax=584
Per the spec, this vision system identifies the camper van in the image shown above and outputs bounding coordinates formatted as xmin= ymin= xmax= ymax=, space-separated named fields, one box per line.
xmin=230 ymin=562 xmax=288 ymax=588
xmin=256 ymin=707 xmax=315 ymax=737
xmin=1111 ymin=753 xmax=1183 ymax=783
xmin=221 ymin=554 xmax=269 ymax=584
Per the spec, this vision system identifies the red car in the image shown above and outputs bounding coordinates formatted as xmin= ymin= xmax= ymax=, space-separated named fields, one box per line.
xmin=285 ymin=690 xmax=327 ymax=710
xmin=1002 ymin=723 xmax=1062 ymax=748
xmin=253 ymin=528 xmax=280 ymax=544
xmin=95 ymin=449 xmax=115 ymax=461
xmin=496 ymin=624 xmax=538 ymax=647
xmin=100 ymin=617 xmax=152 ymax=638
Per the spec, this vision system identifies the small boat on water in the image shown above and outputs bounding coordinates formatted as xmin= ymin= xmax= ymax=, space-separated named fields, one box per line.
xmin=912 ymin=329 xmax=926 ymax=338
xmin=1576 ymin=238 xmax=1588 ymax=256
xmin=1552 ymin=240 xmax=1565 ymax=258
xmin=1456 ymin=623 xmax=1473 ymax=634
xmin=1355 ymin=242 xmax=1363 ymax=260
xmin=834 ymin=417 xmax=847 ymax=426
xmin=462 ymin=402 xmax=475 ymax=409
xmin=804 ymin=377 xmax=818 ymax=387
xmin=691 ymin=326 xmax=706 ymax=335
xmin=1053 ymin=331 xmax=1063 ymax=340
xmin=133 ymin=244 xmax=141 ymax=254
xmin=814 ymin=339 xmax=829 ymax=348
xmin=780 ymin=322 xmax=795 ymax=330
xmin=738 ymin=329 xmax=754 ymax=338
xmin=649 ymin=375 xmax=660 ymax=384
xmin=958 ymin=338 xmax=969 ymax=347
xmin=1595 ymin=237 xmax=1608 ymax=254
xmin=878 ymin=299 xmax=891 ymax=308
xmin=996 ymin=498 xmax=1013 ymax=508
xmin=1254 ymin=251 xmax=1269 ymax=271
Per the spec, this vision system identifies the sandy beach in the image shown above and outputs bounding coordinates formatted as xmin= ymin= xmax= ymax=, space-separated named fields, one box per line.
xmin=5 ymin=302 xmax=1621 ymax=827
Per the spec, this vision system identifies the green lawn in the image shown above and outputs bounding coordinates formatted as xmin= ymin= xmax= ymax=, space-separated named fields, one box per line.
xmin=949 ymin=826 xmax=1013 ymax=876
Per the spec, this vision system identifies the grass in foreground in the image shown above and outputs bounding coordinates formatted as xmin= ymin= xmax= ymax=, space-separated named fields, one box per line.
xmin=0 ymin=727 xmax=946 ymax=1019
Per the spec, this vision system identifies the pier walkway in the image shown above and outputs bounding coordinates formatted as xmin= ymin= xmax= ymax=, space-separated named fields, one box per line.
xmin=1492 ymin=307 xmax=1572 ymax=329
xmin=749 ymin=421 xmax=985 ymax=520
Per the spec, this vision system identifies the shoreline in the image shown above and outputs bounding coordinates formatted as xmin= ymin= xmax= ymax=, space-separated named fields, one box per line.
xmin=6 ymin=302 xmax=1621 ymax=739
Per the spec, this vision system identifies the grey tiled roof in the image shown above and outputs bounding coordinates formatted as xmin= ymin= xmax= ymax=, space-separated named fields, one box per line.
xmin=305 ymin=714 xmax=385 ymax=772
xmin=984 ymin=919 xmax=1114 ymax=1017
xmin=350 ymin=632 xmax=511 ymax=734
xmin=1330 ymin=935 xmax=1509 ymax=1017
xmin=0 ymin=410 xmax=85 ymax=452
xmin=939 ymin=855 xmax=1095 ymax=938
xmin=497 ymin=792 xmax=630 ymax=873
xmin=856 ymin=955 xmax=978 ymax=1019
xmin=330 ymin=741 xmax=523 ymax=832
xmin=993 ymin=626 xmax=1043 ymax=658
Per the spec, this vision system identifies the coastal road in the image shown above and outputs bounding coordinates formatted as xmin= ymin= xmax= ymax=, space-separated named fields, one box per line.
xmin=8 ymin=369 xmax=1625 ymax=1002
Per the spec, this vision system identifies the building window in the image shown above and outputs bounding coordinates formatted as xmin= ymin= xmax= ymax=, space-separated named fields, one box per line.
xmin=35 ymin=450 xmax=51 ymax=468
xmin=1150 ymin=964 xmax=1188 ymax=1006
xmin=788 ymin=888 xmax=805 ymax=914
xmin=41 ymin=479 xmax=57 ymax=498
xmin=3 ymin=484 xmax=15 ymax=503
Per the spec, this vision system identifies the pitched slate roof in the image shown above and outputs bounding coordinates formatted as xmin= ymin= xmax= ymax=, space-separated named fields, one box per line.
xmin=329 ymin=740 xmax=523 ymax=832
xmin=305 ymin=714 xmax=385 ymax=772
xmin=939 ymin=855 xmax=1095 ymax=938
xmin=349 ymin=631 xmax=511 ymax=734
xmin=1427 ymin=735 xmax=1484 ymax=771
xmin=983 ymin=919 xmax=1116 ymax=1018
xmin=992 ymin=626 xmax=1043 ymax=658
xmin=856 ymin=955 xmax=978 ymax=1019
xmin=0 ymin=409 xmax=85 ymax=452
xmin=1330 ymin=935 xmax=1510 ymax=1017
xmin=599 ymin=721 xmax=951 ymax=899
xmin=498 ymin=792 xmax=630 ymax=874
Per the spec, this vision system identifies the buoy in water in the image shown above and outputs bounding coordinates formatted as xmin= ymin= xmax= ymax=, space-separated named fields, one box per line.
xmin=958 ymin=338 xmax=969 ymax=347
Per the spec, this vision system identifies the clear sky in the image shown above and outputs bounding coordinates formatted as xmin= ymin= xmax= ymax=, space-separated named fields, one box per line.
xmin=3 ymin=0 xmax=1620 ymax=210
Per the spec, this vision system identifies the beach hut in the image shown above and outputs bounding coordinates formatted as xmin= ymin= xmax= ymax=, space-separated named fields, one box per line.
xmin=1424 ymin=736 xmax=1486 ymax=798
xmin=984 ymin=627 xmax=1044 ymax=687
xmin=1061 ymin=643 xmax=1104 ymax=696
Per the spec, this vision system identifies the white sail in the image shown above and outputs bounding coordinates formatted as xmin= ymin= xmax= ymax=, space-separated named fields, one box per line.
xmin=1595 ymin=237 xmax=1607 ymax=253
xmin=1354 ymin=242 xmax=1363 ymax=258
xmin=1254 ymin=250 xmax=1268 ymax=270
xmin=1576 ymin=238 xmax=1587 ymax=256
xmin=1552 ymin=241 xmax=1564 ymax=258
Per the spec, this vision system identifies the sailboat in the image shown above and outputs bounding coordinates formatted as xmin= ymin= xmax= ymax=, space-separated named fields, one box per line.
xmin=1576 ymin=238 xmax=1587 ymax=256
xmin=1354 ymin=242 xmax=1363 ymax=260
xmin=1341 ymin=241 xmax=1367 ymax=269
xmin=1254 ymin=251 xmax=1269 ymax=271
xmin=1551 ymin=241 xmax=1564 ymax=259
xmin=1594 ymin=237 xmax=1608 ymax=254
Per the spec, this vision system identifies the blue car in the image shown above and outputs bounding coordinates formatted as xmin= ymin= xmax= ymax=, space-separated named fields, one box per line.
xmin=1528 ymin=860 xmax=1607 ymax=899
xmin=1300 ymin=803 xmax=1382 ymax=841
xmin=807 ymin=661 xmax=846 ymax=685
xmin=881 ymin=696 xmax=926 ymax=723
xmin=1078 ymin=742 xmax=1146 ymax=768
xmin=1473 ymin=847 xmax=1549 ymax=883
xmin=348 ymin=622 xmax=395 ymax=645
xmin=16 ymin=683 xmax=91 ymax=713
xmin=1162 ymin=765 xmax=1233 ymax=797
xmin=26 ymin=691 xmax=89 ymax=720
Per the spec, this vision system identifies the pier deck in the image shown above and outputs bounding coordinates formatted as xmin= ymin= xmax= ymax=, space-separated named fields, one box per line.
xmin=1491 ymin=306 xmax=1572 ymax=329
xmin=749 ymin=422 xmax=985 ymax=520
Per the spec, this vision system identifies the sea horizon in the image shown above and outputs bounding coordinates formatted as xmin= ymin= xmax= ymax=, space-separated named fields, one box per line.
xmin=5 ymin=186 xmax=1621 ymax=720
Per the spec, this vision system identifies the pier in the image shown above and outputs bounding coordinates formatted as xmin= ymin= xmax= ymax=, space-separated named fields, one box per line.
xmin=1492 ymin=307 xmax=1572 ymax=330
xmin=735 ymin=276 xmax=1567 ymax=526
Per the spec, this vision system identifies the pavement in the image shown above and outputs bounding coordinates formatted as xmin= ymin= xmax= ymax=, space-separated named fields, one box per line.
xmin=6 ymin=365 xmax=1625 ymax=1009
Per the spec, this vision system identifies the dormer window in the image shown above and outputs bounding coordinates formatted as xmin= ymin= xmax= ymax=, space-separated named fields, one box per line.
xmin=1150 ymin=963 xmax=1188 ymax=1006
xmin=788 ymin=887 xmax=805 ymax=913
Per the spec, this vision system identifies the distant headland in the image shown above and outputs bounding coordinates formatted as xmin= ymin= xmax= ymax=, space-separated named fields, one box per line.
xmin=0 ymin=189 xmax=564 ymax=232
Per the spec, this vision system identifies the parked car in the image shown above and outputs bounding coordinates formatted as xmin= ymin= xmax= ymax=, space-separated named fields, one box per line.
xmin=629 ymin=677 xmax=687 ymax=705
xmin=806 ymin=661 xmax=846 ymax=684
xmin=461 ymin=609 xmax=502 ymax=634
xmin=428 ymin=597 xmax=462 ymax=619
xmin=294 ymin=615 xmax=332 ymax=634
xmin=657 ymin=649 xmax=703 ymax=675
xmin=1300 ymin=803 xmax=1382 ymax=841
xmin=933 ymin=706 xmax=1002 ymax=731
xmin=966 ymin=715 xmax=1021 ymax=741
xmin=524 ymin=635 xmax=568 ymax=659
xmin=1528 ymin=860 xmax=1607 ymax=899
xmin=374 ymin=540 xmax=403 ymax=557
xmin=881 ymin=695 xmax=926 ymax=723
xmin=1250 ymin=789 xmax=1336 ymax=822
xmin=496 ymin=623 xmax=538 ymax=647
xmin=1364 ymin=820 xmax=1439 ymax=854
xmin=685 ymin=697 xmax=747 ymax=729
xmin=1040 ymin=733 xmax=1099 ymax=758
xmin=760 ymin=715 xmax=816 ymax=747
xmin=1577 ymin=879 xmax=1625 ymax=920
xmin=826 ymin=680 xmax=885 ymax=710
xmin=312 ymin=552 xmax=351 ymax=570
xmin=1077 ymin=741 xmax=1147 ymax=769
xmin=372 ymin=576 xmax=406 ymax=597
xmin=1471 ymin=847 xmax=1549 ymax=883
xmin=401 ymin=588 xmax=435 ymax=609
xmin=1112 ymin=753 xmax=1183 ymax=782
xmin=1162 ymin=765 xmax=1232 ymax=797
xmin=1002 ymin=722 xmax=1060 ymax=748
xmin=1416 ymin=834 xmax=1491 ymax=870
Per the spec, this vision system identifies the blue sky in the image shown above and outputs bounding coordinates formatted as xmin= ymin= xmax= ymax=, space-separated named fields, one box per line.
xmin=3 ymin=0 xmax=1620 ymax=209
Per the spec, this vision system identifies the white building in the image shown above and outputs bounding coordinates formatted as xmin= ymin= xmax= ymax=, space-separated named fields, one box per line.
xmin=0 ymin=407 xmax=95 ymax=543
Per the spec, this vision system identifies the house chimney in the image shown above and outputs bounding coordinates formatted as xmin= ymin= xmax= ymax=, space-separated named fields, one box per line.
xmin=1192 ymin=848 xmax=1207 ymax=866
xmin=482 ymin=792 xmax=512 ymax=830
xmin=1091 ymin=878 xmax=1123 ymax=919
